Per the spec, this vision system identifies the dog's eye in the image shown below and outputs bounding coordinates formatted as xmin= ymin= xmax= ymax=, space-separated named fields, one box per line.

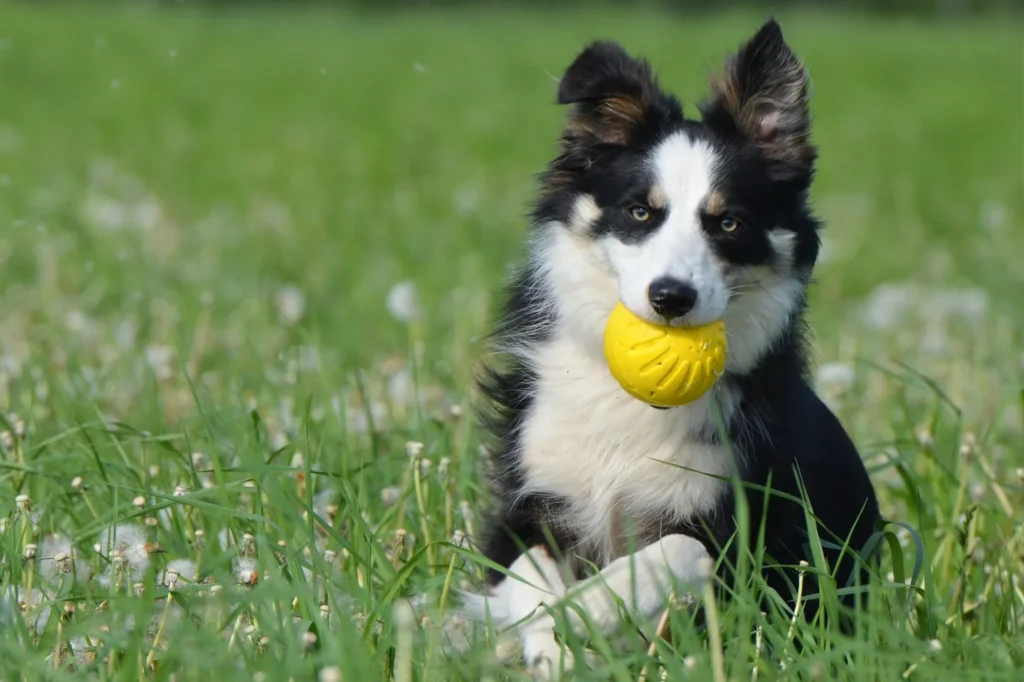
xmin=720 ymin=216 xmax=741 ymax=232
xmin=629 ymin=205 xmax=651 ymax=222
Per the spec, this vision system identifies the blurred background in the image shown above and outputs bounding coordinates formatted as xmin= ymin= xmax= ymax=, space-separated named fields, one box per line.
xmin=0 ymin=0 xmax=1021 ymax=504
xmin=0 ymin=0 xmax=1020 ymax=491
xmin=0 ymin=0 xmax=1021 ymax=678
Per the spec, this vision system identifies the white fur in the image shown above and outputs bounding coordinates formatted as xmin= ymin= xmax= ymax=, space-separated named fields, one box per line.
xmin=462 ymin=536 xmax=712 ymax=679
xmin=461 ymin=547 xmax=574 ymax=678
xmin=602 ymin=134 xmax=728 ymax=327
xmin=560 ymin=534 xmax=711 ymax=633
xmin=722 ymin=229 xmax=805 ymax=373
xmin=568 ymin=194 xmax=602 ymax=233
xmin=517 ymin=334 xmax=738 ymax=563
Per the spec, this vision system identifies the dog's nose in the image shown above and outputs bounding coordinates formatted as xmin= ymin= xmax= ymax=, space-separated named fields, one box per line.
xmin=647 ymin=277 xmax=698 ymax=319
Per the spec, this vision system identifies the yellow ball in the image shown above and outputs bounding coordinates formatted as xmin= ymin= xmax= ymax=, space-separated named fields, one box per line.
xmin=603 ymin=302 xmax=728 ymax=407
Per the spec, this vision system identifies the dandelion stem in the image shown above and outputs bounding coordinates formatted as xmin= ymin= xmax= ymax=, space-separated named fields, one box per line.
xmin=226 ymin=612 xmax=245 ymax=650
xmin=637 ymin=605 xmax=672 ymax=682
xmin=752 ymin=612 xmax=766 ymax=682
xmin=146 ymin=592 xmax=174 ymax=669
xmin=412 ymin=461 xmax=435 ymax=570
xmin=702 ymin=574 xmax=726 ymax=682
xmin=437 ymin=548 xmax=459 ymax=620
xmin=786 ymin=561 xmax=809 ymax=646
xmin=394 ymin=600 xmax=414 ymax=682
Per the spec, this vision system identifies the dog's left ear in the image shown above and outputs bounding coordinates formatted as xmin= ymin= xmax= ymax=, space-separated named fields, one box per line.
xmin=557 ymin=41 xmax=672 ymax=147
xmin=701 ymin=20 xmax=816 ymax=178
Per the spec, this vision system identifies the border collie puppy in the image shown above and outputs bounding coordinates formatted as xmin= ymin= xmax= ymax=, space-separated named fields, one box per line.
xmin=463 ymin=19 xmax=879 ymax=677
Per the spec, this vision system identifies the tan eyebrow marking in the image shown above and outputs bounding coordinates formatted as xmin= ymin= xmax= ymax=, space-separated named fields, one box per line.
xmin=647 ymin=186 xmax=666 ymax=210
xmin=705 ymin=190 xmax=727 ymax=215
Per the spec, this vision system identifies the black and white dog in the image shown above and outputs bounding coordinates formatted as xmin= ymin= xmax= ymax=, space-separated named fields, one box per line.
xmin=462 ymin=19 xmax=880 ymax=677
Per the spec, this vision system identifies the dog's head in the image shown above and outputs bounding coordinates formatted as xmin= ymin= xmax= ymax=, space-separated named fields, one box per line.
xmin=536 ymin=20 xmax=821 ymax=373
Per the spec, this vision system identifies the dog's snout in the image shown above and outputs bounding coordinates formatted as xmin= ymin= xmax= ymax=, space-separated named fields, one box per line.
xmin=647 ymin=277 xmax=698 ymax=319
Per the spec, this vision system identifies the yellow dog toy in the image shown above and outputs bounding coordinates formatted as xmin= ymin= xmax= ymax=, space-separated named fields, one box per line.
xmin=603 ymin=302 xmax=727 ymax=407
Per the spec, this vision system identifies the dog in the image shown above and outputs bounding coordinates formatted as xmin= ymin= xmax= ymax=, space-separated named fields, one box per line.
xmin=460 ymin=19 xmax=880 ymax=678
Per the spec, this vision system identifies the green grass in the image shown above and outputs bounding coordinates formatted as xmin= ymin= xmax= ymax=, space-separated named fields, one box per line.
xmin=0 ymin=3 xmax=1022 ymax=680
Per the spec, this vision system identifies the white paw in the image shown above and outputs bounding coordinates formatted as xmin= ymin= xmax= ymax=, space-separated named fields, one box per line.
xmin=524 ymin=632 xmax=574 ymax=680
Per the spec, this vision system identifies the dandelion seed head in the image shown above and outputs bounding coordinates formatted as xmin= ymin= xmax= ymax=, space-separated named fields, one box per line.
xmin=815 ymin=362 xmax=856 ymax=392
xmin=386 ymin=281 xmax=421 ymax=323
xmin=234 ymin=557 xmax=259 ymax=586
xmin=450 ymin=530 xmax=466 ymax=548
xmin=313 ymin=488 xmax=338 ymax=519
xmin=162 ymin=559 xmax=197 ymax=587
xmin=144 ymin=345 xmax=175 ymax=380
xmin=101 ymin=524 xmax=151 ymax=575
xmin=319 ymin=666 xmax=343 ymax=682
xmin=380 ymin=486 xmax=401 ymax=507
xmin=275 ymin=284 xmax=306 ymax=325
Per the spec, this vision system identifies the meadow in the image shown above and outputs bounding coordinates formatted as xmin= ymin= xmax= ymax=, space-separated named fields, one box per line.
xmin=0 ymin=3 xmax=1022 ymax=680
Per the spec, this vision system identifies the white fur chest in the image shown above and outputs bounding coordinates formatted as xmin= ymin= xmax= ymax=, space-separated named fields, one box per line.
xmin=517 ymin=336 xmax=739 ymax=565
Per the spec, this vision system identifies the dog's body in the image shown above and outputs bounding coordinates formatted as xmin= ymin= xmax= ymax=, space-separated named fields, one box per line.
xmin=462 ymin=20 xmax=879 ymax=677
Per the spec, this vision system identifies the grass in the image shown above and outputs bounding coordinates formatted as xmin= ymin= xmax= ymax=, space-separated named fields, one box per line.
xmin=0 ymin=3 xmax=1022 ymax=680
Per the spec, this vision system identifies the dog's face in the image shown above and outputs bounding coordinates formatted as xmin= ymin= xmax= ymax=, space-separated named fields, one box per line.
xmin=538 ymin=21 xmax=821 ymax=370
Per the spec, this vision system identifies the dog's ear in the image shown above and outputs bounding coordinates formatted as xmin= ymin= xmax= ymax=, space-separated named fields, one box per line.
xmin=701 ymin=20 xmax=816 ymax=178
xmin=557 ymin=41 xmax=668 ymax=147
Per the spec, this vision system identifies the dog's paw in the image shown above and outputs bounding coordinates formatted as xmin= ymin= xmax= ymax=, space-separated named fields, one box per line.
xmin=524 ymin=633 xmax=574 ymax=680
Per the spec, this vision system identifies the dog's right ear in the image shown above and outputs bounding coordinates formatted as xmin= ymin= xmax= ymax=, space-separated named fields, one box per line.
xmin=556 ymin=41 xmax=668 ymax=147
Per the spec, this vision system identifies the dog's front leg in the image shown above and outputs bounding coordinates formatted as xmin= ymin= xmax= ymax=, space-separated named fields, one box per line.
xmin=462 ymin=545 xmax=575 ymax=679
xmin=560 ymin=533 xmax=712 ymax=637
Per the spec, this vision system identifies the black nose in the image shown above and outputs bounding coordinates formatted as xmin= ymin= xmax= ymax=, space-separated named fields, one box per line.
xmin=647 ymin=277 xmax=698 ymax=319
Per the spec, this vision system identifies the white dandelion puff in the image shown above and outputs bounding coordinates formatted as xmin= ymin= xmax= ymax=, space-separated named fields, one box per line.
xmin=380 ymin=486 xmax=401 ymax=507
xmin=860 ymin=282 xmax=914 ymax=330
xmin=319 ymin=667 xmax=343 ymax=682
xmin=234 ymin=557 xmax=259 ymax=586
xmin=144 ymin=345 xmax=175 ymax=381
xmin=979 ymin=200 xmax=1007 ymax=232
xmin=160 ymin=559 xmax=198 ymax=587
xmin=275 ymin=285 xmax=306 ymax=326
xmin=387 ymin=369 xmax=414 ymax=406
xmin=815 ymin=362 xmax=856 ymax=392
xmin=97 ymin=524 xmax=154 ymax=586
xmin=313 ymin=488 xmax=338 ymax=520
xmin=386 ymin=281 xmax=421 ymax=323
xmin=40 ymin=534 xmax=88 ymax=581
